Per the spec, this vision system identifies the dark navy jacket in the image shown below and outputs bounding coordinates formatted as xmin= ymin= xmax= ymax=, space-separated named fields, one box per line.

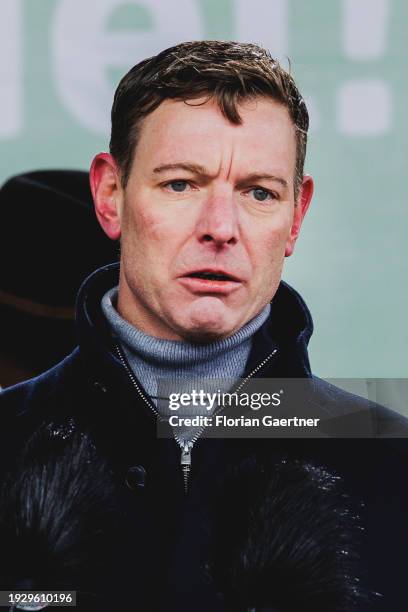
xmin=1 ymin=263 xmax=408 ymax=611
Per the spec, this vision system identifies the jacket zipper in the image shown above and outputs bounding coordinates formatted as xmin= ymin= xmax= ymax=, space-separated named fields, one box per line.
xmin=114 ymin=343 xmax=278 ymax=493
xmin=180 ymin=442 xmax=193 ymax=494
xmin=115 ymin=343 xmax=160 ymax=418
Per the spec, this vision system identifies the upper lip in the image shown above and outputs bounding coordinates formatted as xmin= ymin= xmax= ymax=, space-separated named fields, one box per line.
xmin=180 ymin=268 xmax=242 ymax=282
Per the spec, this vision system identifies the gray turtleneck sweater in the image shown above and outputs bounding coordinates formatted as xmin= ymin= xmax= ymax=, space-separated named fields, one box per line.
xmin=102 ymin=287 xmax=270 ymax=446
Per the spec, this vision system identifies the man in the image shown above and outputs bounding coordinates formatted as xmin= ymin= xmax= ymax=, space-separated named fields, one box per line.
xmin=1 ymin=40 xmax=408 ymax=611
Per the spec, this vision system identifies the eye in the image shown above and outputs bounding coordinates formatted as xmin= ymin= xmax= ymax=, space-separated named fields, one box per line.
xmin=165 ymin=180 xmax=189 ymax=192
xmin=249 ymin=187 xmax=276 ymax=202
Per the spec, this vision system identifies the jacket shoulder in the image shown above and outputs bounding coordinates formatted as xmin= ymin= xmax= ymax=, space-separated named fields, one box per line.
xmin=311 ymin=376 xmax=408 ymax=451
xmin=0 ymin=348 xmax=83 ymax=423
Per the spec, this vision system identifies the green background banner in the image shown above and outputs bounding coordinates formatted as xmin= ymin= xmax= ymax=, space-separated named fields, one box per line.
xmin=1 ymin=0 xmax=406 ymax=377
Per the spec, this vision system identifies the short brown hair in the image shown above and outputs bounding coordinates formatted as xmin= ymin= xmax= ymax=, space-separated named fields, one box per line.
xmin=110 ymin=40 xmax=309 ymax=196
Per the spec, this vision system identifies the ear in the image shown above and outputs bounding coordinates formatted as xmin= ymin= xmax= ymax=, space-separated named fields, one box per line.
xmin=89 ymin=153 xmax=123 ymax=240
xmin=285 ymin=175 xmax=314 ymax=257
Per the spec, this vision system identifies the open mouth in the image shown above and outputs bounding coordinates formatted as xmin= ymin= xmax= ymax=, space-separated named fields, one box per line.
xmin=179 ymin=269 xmax=242 ymax=294
xmin=187 ymin=271 xmax=237 ymax=282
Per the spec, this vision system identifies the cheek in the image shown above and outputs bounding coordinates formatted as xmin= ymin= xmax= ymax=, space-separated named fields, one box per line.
xmin=123 ymin=203 xmax=168 ymax=253
xmin=122 ymin=202 xmax=192 ymax=284
xmin=251 ymin=223 xmax=291 ymax=276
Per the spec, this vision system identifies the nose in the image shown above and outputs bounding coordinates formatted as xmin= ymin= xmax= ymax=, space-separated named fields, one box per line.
xmin=196 ymin=189 xmax=239 ymax=248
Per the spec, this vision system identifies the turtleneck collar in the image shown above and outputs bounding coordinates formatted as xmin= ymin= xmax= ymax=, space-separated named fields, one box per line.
xmin=101 ymin=287 xmax=271 ymax=374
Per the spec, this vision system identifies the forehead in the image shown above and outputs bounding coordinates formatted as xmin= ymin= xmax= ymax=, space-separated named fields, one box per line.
xmin=132 ymin=96 xmax=297 ymax=179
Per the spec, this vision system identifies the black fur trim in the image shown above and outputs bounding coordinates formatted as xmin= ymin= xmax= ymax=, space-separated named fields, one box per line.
xmin=0 ymin=419 xmax=121 ymax=604
xmin=210 ymin=457 xmax=371 ymax=612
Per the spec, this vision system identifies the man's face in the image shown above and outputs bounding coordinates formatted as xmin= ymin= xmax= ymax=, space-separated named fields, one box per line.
xmin=112 ymin=97 xmax=311 ymax=341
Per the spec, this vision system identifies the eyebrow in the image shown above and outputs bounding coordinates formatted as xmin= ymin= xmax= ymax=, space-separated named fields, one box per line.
xmin=152 ymin=163 xmax=288 ymax=189
xmin=238 ymin=173 xmax=288 ymax=189
xmin=152 ymin=162 xmax=211 ymax=177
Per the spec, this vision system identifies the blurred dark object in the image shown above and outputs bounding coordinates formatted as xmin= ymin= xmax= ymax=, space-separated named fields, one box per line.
xmin=0 ymin=170 xmax=118 ymax=387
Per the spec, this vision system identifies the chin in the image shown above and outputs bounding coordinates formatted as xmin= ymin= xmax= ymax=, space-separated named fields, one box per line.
xmin=176 ymin=314 xmax=239 ymax=344
xmin=166 ymin=298 xmax=242 ymax=343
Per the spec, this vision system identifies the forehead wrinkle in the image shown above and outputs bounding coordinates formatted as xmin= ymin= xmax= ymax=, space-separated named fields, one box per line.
xmin=216 ymin=146 xmax=235 ymax=183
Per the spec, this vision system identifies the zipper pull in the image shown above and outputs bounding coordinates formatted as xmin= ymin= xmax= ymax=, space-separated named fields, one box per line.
xmin=180 ymin=443 xmax=192 ymax=493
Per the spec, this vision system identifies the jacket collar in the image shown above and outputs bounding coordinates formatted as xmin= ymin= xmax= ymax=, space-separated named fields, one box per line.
xmin=244 ymin=278 xmax=313 ymax=378
xmin=75 ymin=262 xmax=314 ymax=387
